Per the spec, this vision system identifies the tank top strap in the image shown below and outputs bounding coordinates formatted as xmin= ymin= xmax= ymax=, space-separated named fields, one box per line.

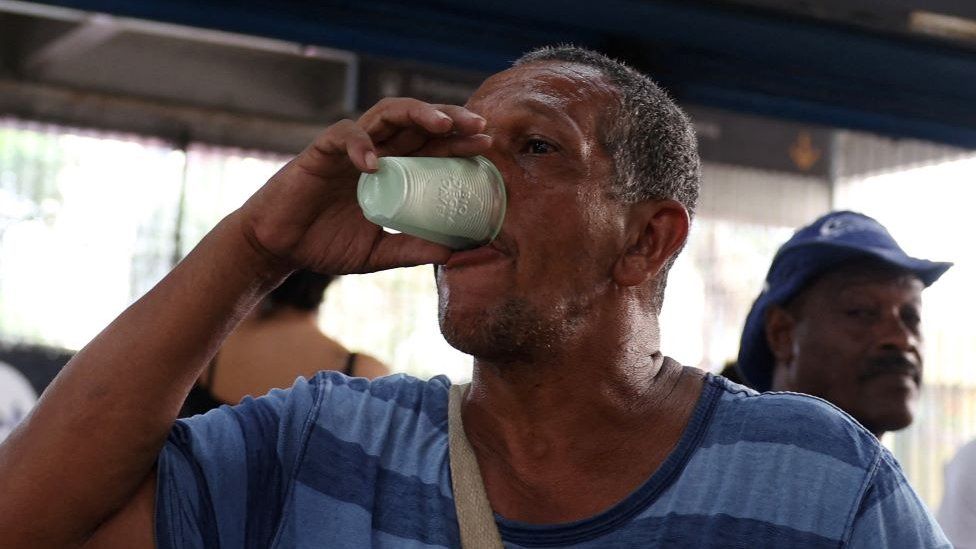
xmin=343 ymin=352 xmax=358 ymax=376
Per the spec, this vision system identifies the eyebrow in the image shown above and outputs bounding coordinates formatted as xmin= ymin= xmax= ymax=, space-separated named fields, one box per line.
xmin=503 ymin=97 xmax=585 ymax=138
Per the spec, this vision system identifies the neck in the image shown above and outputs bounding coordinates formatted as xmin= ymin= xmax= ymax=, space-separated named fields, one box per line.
xmin=244 ymin=304 xmax=319 ymax=325
xmin=460 ymin=307 xmax=704 ymax=522
xmin=465 ymin=301 xmax=669 ymax=438
xmin=466 ymin=350 xmax=671 ymax=452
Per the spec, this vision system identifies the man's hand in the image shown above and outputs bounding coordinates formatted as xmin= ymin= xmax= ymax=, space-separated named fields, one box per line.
xmin=239 ymin=98 xmax=492 ymax=276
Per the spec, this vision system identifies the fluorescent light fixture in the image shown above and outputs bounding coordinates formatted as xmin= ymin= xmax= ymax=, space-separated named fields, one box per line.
xmin=909 ymin=10 xmax=976 ymax=43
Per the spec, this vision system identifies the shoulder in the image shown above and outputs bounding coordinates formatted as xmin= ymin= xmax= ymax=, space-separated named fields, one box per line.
xmin=0 ymin=361 xmax=36 ymax=402
xmin=942 ymin=438 xmax=976 ymax=492
xmin=672 ymin=375 xmax=908 ymax=544
xmin=293 ymin=372 xmax=456 ymax=514
xmin=0 ymin=361 xmax=36 ymax=441
xmin=174 ymin=372 xmax=453 ymax=458
xmin=849 ymin=449 xmax=949 ymax=547
xmin=947 ymin=438 xmax=976 ymax=471
xmin=703 ymin=374 xmax=882 ymax=470
xmin=162 ymin=372 xmax=454 ymax=492
xmin=308 ymin=370 xmax=451 ymax=409
xmin=349 ymin=353 xmax=391 ymax=379
xmin=938 ymin=441 xmax=976 ymax=546
xmin=304 ymin=371 xmax=453 ymax=441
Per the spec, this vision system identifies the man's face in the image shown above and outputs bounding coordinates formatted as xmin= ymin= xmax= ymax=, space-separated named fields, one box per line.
xmin=771 ymin=262 xmax=925 ymax=436
xmin=435 ymin=61 xmax=628 ymax=361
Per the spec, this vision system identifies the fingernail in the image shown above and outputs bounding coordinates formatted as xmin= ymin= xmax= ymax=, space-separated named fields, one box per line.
xmin=434 ymin=111 xmax=452 ymax=122
xmin=365 ymin=150 xmax=378 ymax=171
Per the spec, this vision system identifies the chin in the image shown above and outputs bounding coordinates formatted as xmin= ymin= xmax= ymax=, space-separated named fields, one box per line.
xmin=863 ymin=409 xmax=915 ymax=436
xmin=437 ymin=296 xmax=552 ymax=362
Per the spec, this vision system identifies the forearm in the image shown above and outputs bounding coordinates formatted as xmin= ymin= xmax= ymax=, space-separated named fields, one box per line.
xmin=0 ymin=97 xmax=486 ymax=547
xmin=0 ymin=211 xmax=289 ymax=547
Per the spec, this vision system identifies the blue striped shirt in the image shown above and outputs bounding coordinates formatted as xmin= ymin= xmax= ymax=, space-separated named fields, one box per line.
xmin=155 ymin=370 xmax=949 ymax=548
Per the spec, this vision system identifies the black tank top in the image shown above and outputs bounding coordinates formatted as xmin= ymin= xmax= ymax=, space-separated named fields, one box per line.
xmin=179 ymin=352 xmax=359 ymax=418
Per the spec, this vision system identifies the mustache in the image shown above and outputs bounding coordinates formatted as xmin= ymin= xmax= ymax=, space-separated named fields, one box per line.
xmin=858 ymin=354 xmax=920 ymax=383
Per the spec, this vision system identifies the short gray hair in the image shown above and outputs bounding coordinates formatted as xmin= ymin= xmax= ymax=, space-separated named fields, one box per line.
xmin=515 ymin=45 xmax=700 ymax=215
xmin=515 ymin=46 xmax=701 ymax=308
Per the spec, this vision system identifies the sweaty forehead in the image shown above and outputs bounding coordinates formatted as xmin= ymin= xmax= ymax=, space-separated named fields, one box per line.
xmin=465 ymin=62 xmax=618 ymax=114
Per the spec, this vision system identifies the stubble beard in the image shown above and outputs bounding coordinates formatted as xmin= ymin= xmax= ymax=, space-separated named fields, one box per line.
xmin=438 ymin=297 xmax=549 ymax=363
xmin=437 ymin=290 xmax=595 ymax=365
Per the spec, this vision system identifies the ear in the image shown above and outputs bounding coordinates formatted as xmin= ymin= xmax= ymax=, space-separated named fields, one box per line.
xmin=765 ymin=305 xmax=796 ymax=368
xmin=612 ymin=199 xmax=690 ymax=287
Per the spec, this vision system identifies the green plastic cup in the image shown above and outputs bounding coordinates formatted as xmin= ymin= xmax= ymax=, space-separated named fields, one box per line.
xmin=357 ymin=156 xmax=507 ymax=250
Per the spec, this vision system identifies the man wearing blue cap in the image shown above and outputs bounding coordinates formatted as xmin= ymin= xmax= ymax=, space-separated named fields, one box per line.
xmin=738 ymin=210 xmax=951 ymax=438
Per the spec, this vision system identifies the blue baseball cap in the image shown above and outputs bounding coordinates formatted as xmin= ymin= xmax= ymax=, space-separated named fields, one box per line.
xmin=737 ymin=210 xmax=952 ymax=391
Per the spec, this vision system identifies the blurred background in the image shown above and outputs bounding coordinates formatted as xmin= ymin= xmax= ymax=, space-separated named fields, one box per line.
xmin=1 ymin=0 xmax=975 ymax=508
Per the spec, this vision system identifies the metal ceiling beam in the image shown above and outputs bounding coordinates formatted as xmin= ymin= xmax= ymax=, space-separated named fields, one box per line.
xmin=22 ymin=13 xmax=119 ymax=73
xmin=11 ymin=0 xmax=976 ymax=148
xmin=0 ymin=77 xmax=325 ymax=153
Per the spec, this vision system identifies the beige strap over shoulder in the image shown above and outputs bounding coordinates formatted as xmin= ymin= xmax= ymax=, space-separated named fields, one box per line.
xmin=448 ymin=383 xmax=505 ymax=548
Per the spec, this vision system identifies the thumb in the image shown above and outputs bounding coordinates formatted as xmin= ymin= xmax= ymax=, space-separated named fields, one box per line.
xmin=368 ymin=233 xmax=454 ymax=271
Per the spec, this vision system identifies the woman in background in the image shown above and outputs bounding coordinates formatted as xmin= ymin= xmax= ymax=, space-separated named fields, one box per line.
xmin=181 ymin=270 xmax=389 ymax=416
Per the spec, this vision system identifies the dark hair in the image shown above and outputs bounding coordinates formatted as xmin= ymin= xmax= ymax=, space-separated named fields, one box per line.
xmin=514 ymin=46 xmax=701 ymax=308
xmin=267 ymin=270 xmax=335 ymax=312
